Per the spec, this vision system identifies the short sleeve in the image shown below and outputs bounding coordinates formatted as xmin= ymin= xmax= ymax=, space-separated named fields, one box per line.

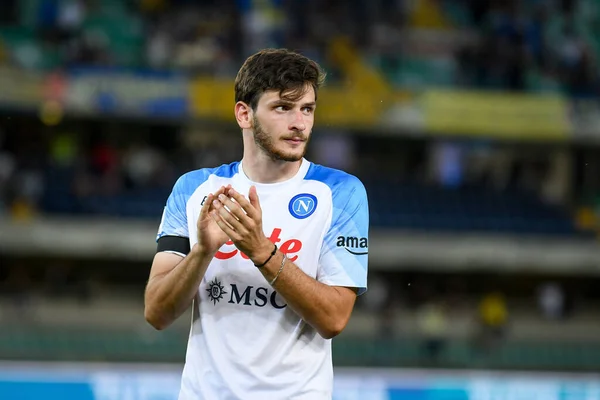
xmin=317 ymin=176 xmax=369 ymax=295
xmin=156 ymin=174 xmax=191 ymax=242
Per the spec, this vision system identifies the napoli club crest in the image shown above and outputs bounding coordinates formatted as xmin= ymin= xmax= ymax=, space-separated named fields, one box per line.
xmin=289 ymin=194 xmax=317 ymax=219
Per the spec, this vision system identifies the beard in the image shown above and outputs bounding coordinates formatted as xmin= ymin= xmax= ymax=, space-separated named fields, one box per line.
xmin=252 ymin=115 xmax=309 ymax=162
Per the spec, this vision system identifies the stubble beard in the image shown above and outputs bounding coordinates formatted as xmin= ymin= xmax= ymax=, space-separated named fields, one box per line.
xmin=252 ymin=115 xmax=308 ymax=162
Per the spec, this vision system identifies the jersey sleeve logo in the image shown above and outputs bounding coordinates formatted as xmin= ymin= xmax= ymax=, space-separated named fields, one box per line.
xmin=288 ymin=193 xmax=318 ymax=219
xmin=336 ymin=236 xmax=369 ymax=255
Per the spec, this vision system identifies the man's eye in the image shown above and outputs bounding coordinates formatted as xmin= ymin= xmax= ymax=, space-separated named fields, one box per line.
xmin=275 ymin=106 xmax=288 ymax=111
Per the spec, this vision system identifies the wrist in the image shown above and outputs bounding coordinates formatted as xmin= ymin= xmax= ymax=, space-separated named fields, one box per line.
xmin=191 ymin=243 xmax=216 ymax=260
xmin=250 ymin=239 xmax=276 ymax=266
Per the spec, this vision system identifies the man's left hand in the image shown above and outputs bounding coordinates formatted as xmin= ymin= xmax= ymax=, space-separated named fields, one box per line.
xmin=210 ymin=186 xmax=273 ymax=263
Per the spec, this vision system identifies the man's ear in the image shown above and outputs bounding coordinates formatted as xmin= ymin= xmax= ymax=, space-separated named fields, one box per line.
xmin=235 ymin=101 xmax=253 ymax=130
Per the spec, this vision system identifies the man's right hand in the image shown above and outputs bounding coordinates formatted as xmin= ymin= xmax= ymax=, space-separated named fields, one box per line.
xmin=196 ymin=185 xmax=231 ymax=255
xmin=146 ymin=186 xmax=232 ymax=330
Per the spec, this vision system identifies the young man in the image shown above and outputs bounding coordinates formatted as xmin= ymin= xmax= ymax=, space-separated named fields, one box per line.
xmin=145 ymin=49 xmax=369 ymax=400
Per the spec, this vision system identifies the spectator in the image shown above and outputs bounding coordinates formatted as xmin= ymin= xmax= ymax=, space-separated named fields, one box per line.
xmin=417 ymin=299 xmax=448 ymax=363
xmin=360 ymin=273 xmax=391 ymax=338
xmin=537 ymin=282 xmax=566 ymax=320
xmin=0 ymin=129 xmax=15 ymax=213
xmin=474 ymin=291 xmax=508 ymax=353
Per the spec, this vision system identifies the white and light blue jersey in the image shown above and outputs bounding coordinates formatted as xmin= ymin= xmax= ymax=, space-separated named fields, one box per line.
xmin=156 ymin=158 xmax=369 ymax=400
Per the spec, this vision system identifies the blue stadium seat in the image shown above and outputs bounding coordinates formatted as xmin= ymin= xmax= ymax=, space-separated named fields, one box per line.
xmin=367 ymin=182 xmax=594 ymax=238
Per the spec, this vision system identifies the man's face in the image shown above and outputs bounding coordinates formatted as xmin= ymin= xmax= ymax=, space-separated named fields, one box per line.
xmin=251 ymin=85 xmax=316 ymax=162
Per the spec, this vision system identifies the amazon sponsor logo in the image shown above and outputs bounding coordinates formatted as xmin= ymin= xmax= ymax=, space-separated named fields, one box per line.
xmin=336 ymin=236 xmax=368 ymax=255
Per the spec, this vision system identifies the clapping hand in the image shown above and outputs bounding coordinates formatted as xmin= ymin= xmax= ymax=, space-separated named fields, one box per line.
xmin=209 ymin=186 xmax=273 ymax=263
xmin=196 ymin=185 xmax=232 ymax=255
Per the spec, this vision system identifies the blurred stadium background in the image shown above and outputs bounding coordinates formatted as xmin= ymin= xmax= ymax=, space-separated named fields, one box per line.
xmin=1 ymin=0 xmax=600 ymax=399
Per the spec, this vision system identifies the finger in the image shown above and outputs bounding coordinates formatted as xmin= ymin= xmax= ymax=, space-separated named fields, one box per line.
xmin=248 ymin=186 xmax=262 ymax=214
xmin=206 ymin=186 xmax=228 ymax=213
xmin=210 ymin=210 xmax=238 ymax=240
xmin=217 ymin=193 xmax=250 ymax=222
xmin=213 ymin=197 xmax=244 ymax=232
xmin=228 ymin=188 xmax=258 ymax=220
xmin=199 ymin=193 xmax=214 ymax=221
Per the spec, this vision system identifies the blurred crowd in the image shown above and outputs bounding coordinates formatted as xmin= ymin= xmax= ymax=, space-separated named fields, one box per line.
xmin=0 ymin=0 xmax=599 ymax=95
xmin=0 ymin=116 xmax=589 ymax=223
xmin=0 ymin=118 xmax=237 ymax=217
xmin=454 ymin=0 xmax=600 ymax=96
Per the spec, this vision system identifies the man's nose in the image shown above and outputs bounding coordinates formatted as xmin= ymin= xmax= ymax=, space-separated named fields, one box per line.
xmin=289 ymin=110 xmax=306 ymax=131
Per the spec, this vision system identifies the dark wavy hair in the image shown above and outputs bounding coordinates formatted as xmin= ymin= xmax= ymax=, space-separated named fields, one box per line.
xmin=234 ymin=49 xmax=326 ymax=110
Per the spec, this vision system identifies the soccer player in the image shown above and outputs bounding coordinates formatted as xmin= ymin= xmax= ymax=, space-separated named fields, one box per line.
xmin=144 ymin=49 xmax=369 ymax=400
